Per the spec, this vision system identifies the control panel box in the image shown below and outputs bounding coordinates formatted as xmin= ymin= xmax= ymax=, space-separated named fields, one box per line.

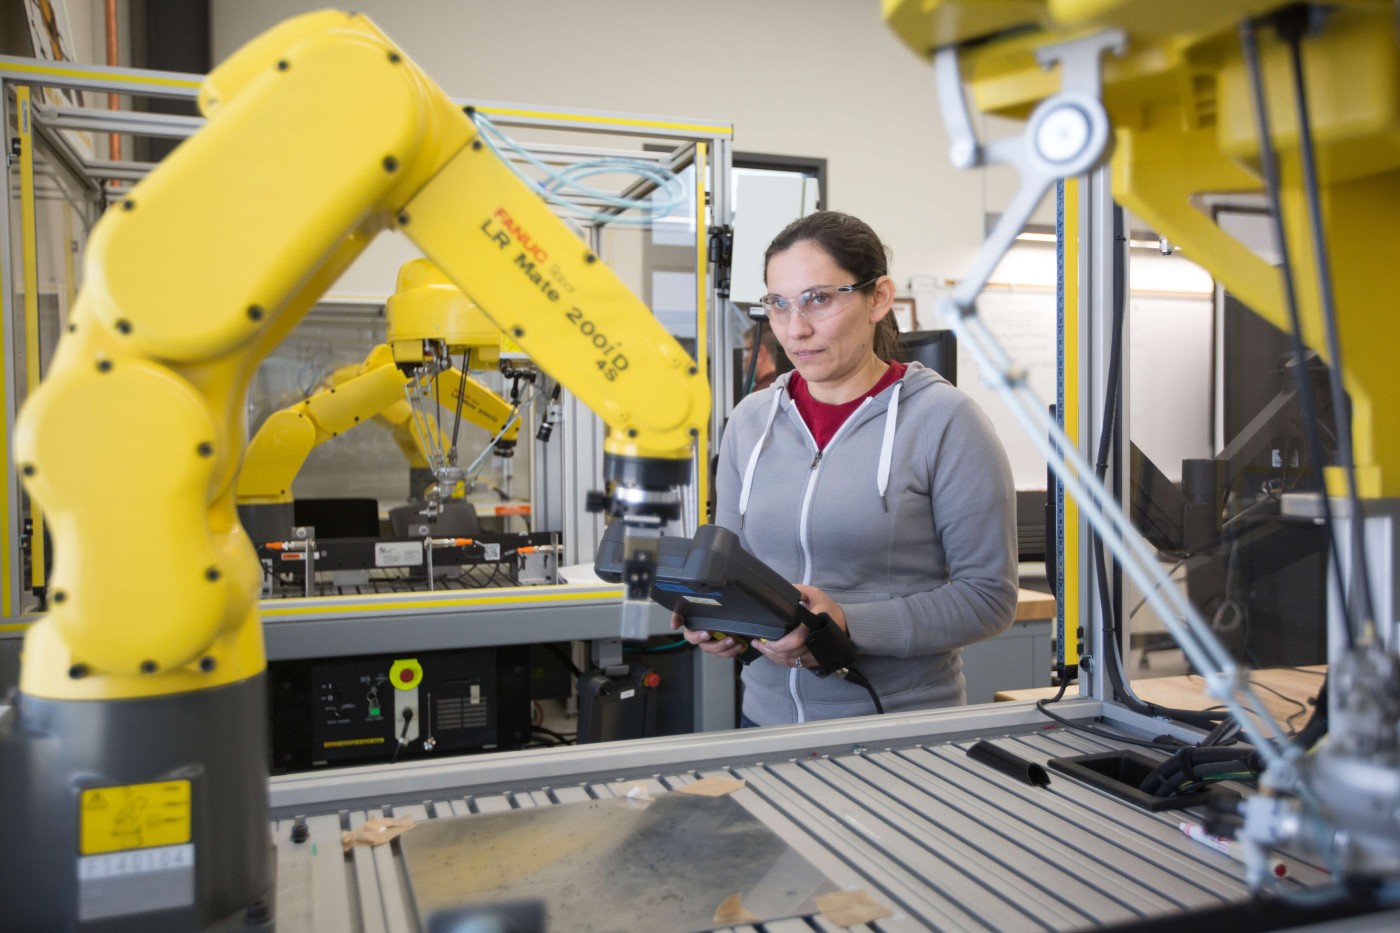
xmin=268 ymin=646 xmax=530 ymax=772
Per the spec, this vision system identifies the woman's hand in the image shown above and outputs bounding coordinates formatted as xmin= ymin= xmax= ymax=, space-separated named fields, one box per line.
xmin=793 ymin=584 xmax=848 ymax=632
xmin=752 ymin=584 xmax=846 ymax=670
xmin=670 ymin=612 xmax=746 ymax=659
xmin=751 ymin=622 xmax=813 ymax=669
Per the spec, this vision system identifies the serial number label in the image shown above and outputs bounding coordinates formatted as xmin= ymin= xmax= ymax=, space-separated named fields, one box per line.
xmin=78 ymin=844 xmax=193 ymax=878
xmin=78 ymin=844 xmax=195 ymax=922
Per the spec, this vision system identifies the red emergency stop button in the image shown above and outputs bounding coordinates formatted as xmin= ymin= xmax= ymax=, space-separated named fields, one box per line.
xmin=389 ymin=658 xmax=423 ymax=690
xmin=643 ymin=671 xmax=661 ymax=689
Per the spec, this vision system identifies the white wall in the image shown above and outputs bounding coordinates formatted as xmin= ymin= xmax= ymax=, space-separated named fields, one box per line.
xmin=206 ymin=1 xmax=1222 ymax=488
xmin=209 ymin=0 xmax=987 ymax=293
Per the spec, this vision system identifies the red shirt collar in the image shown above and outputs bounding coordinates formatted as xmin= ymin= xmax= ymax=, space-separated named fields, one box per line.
xmin=788 ymin=360 xmax=907 ymax=450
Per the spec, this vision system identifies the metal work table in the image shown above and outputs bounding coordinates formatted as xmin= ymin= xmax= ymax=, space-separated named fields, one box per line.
xmin=260 ymin=582 xmax=672 ymax=660
xmin=266 ymin=700 xmax=1332 ymax=932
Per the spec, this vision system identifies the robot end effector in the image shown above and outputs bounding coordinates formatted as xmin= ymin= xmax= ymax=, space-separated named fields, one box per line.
xmin=386 ymin=255 xmax=695 ymax=616
xmin=888 ymin=0 xmax=1400 ymax=895
xmin=235 ymin=260 xmax=528 ymax=524
xmin=385 ymin=259 xmax=534 ymax=514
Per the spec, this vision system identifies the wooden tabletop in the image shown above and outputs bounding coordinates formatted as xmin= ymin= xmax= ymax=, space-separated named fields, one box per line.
xmin=997 ymin=664 xmax=1327 ymax=727
xmin=1014 ymin=588 xmax=1056 ymax=622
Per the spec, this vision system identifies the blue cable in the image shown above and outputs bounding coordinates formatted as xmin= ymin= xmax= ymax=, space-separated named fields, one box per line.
xmin=471 ymin=112 xmax=688 ymax=227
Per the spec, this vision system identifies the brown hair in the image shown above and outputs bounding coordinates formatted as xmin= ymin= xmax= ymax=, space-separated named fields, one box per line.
xmin=763 ymin=211 xmax=901 ymax=360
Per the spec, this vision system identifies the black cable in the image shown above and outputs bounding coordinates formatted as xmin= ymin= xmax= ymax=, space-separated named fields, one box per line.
xmin=1034 ymin=697 xmax=1187 ymax=750
xmin=448 ymin=348 xmax=471 ymax=463
xmin=1244 ymin=679 xmax=1310 ymax=725
xmin=1139 ymin=745 xmax=1264 ymax=796
xmin=1044 ymin=668 xmax=1071 ymax=705
xmin=1291 ymin=673 xmax=1329 ymax=750
xmin=1281 ymin=10 xmax=1378 ymax=631
xmin=1126 ymin=559 xmax=1188 ymax=622
xmin=531 ymin=725 xmax=576 ymax=746
xmin=493 ymin=561 xmax=510 ymax=587
xmin=841 ymin=667 xmax=885 ymax=715
xmin=1285 ymin=700 xmax=1312 ymax=736
xmin=624 ymin=639 xmax=691 ymax=654
xmin=1085 ymin=207 xmax=1225 ymax=729
xmin=1239 ymin=15 xmax=1356 ymax=648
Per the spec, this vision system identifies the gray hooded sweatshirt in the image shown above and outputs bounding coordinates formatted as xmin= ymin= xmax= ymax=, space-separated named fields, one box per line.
xmin=716 ymin=362 xmax=1018 ymax=724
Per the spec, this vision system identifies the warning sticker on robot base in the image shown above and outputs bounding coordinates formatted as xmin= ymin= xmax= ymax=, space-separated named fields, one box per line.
xmin=79 ymin=780 xmax=191 ymax=855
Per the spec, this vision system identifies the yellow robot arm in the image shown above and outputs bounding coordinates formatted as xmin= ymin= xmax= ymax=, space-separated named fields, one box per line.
xmin=884 ymin=0 xmax=1400 ymax=892
xmin=235 ymin=344 xmax=405 ymax=504
xmin=386 ymin=256 xmax=505 ymax=369
xmin=238 ymin=258 xmax=525 ymax=506
xmin=13 ymin=9 xmax=707 ymax=705
xmin=236 ymin=351 xmax=520 ymax=505
xmin=388 ymin=259 xmax=528 ymax=463
xmin=3 ymin=12 xmax=707 ymax=927
xmin=884 ymin=0 xmax=1400 ymax=496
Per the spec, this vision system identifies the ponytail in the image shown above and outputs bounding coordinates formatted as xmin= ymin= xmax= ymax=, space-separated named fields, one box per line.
xmin=874 ymin=313 xmax=901 ymax=361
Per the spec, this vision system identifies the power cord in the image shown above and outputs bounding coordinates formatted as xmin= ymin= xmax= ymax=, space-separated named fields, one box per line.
xmin=799 ymin=605 xmax=885 ymax=714
xmin=530 ymin=725 xmax=576 ymax=746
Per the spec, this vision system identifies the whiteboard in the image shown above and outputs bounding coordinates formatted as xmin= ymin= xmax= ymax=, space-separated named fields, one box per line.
xmin=729 ymin=171 xmax=808 ymax=305
xmin=1128 ymin=295 xmax=1214 ymax=478
xmin=953 ymin=290 xmax=1059 ymax=489
xmin=945 ymin=288 xmax=1213 ymax=488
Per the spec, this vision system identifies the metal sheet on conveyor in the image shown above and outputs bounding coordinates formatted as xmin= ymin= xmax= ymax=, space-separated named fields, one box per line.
xmin=268 ymin=708 xmax=1334 ymax=932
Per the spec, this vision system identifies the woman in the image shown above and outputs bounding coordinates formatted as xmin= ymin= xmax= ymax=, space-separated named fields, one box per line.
xmin=675 ymin=211 xmax=1017 ymax=725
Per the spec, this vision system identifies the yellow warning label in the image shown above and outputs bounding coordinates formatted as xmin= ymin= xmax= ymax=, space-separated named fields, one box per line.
xmin=80 ymin=781 xmax=191 ymax=855
xmin=323 ymin=737 xmax=386 ymax=748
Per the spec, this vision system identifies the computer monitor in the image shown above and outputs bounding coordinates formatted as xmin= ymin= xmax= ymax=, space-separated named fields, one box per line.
xmin=899 ymin=329 xmax=957 ymax=386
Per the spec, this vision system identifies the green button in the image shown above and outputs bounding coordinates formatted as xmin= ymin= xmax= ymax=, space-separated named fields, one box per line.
xmin=369 ymin=706 xmax=381 ymax=717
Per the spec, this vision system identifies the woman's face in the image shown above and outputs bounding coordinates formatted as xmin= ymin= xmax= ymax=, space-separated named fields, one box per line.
xmin=764 ymin=239 xmax=888 ymax=394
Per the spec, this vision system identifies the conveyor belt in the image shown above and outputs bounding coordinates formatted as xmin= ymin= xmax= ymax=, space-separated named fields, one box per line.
xmin=265 ymin=563 xmax=531 ymax=598
xmin=267 ymin=702 xmax=1333 ymax=932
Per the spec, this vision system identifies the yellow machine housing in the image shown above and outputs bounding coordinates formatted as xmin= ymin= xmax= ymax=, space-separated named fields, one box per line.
xmin=14 ymin=10 xmax=707 ymax=703
xmin=386 ymin=257 xmax=505 ymax=369
xmin=2 ymin=14 xmax=708 ymax=929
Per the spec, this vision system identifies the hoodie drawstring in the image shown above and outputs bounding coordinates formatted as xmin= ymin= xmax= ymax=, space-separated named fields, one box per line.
xmin=738 ymin=388 xmax=786 ymax=528
xmin=876 ymin=381 xmax=903 ymax=512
